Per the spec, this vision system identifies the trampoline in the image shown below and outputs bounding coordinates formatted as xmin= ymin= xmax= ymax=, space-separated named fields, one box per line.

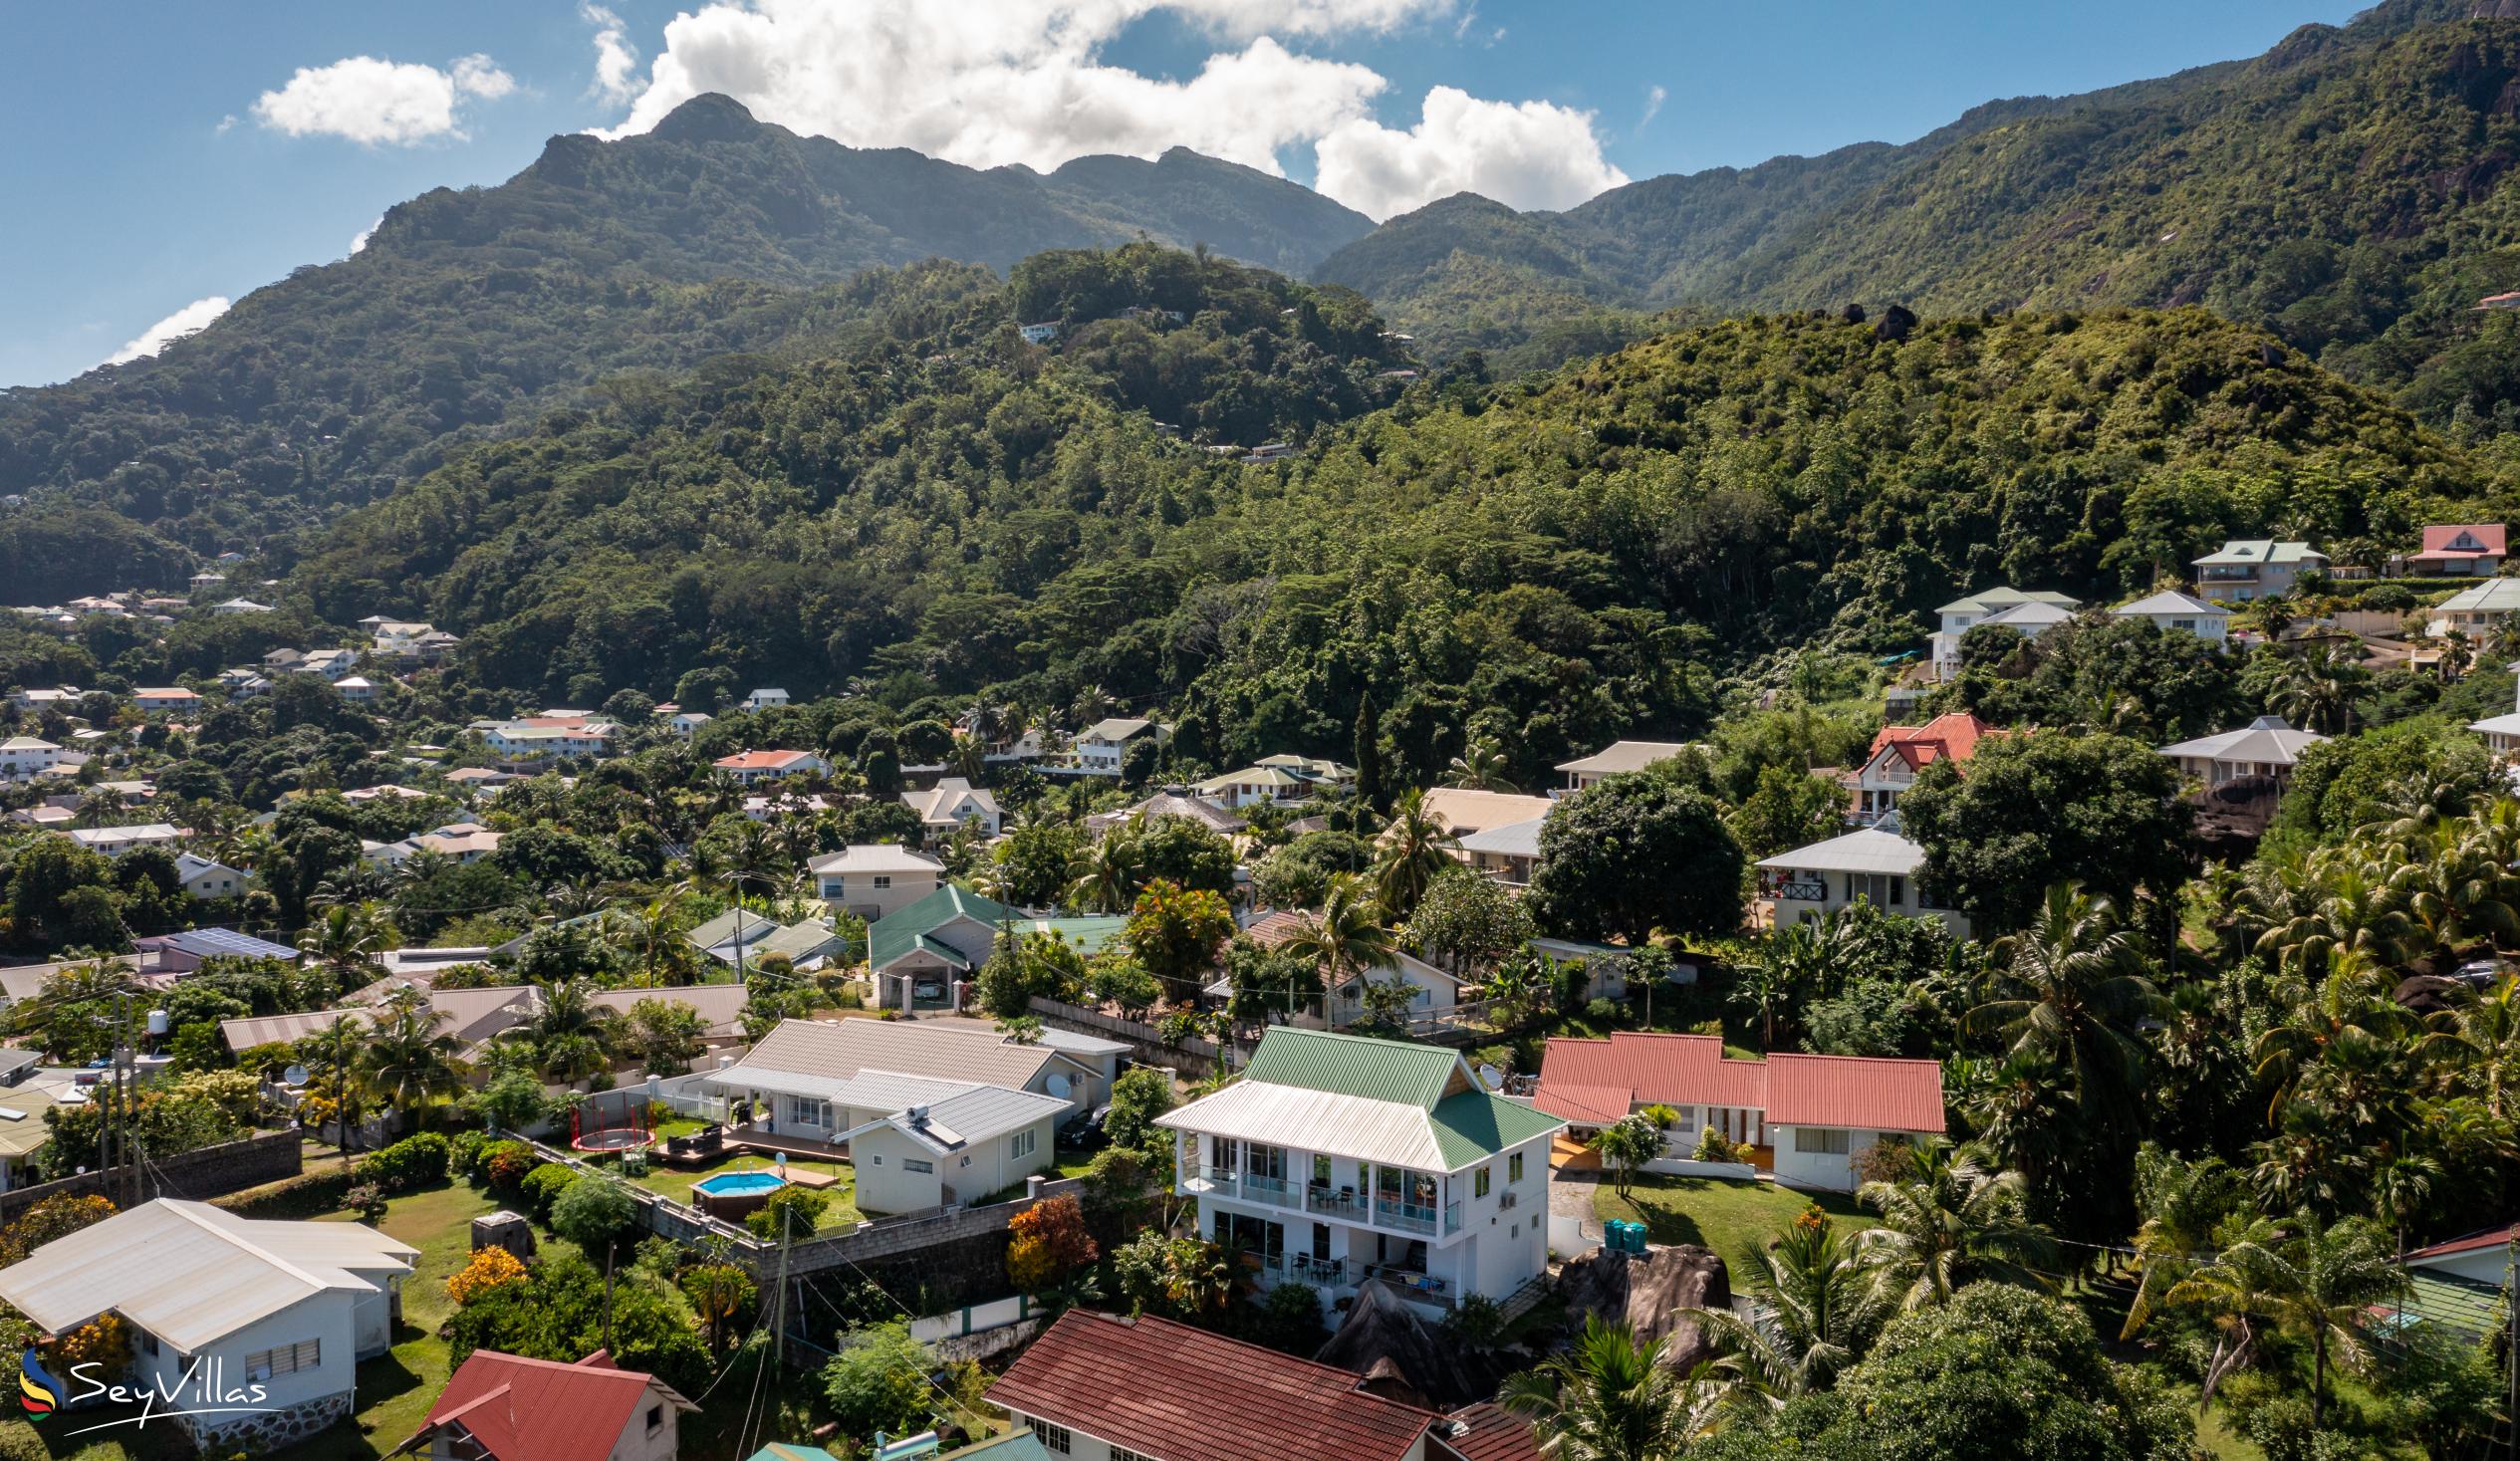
xmin=569 ymin=1100 xmax=655 ymax=1153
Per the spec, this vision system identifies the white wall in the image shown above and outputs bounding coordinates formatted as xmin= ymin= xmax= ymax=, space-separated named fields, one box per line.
xmin=818 ymin=872 xmax=939 ymax=921
xmin=854 ymin=1114 xmax=1055 ymax=1212
xmin=121 ymin=1288 xmax=362 ymax=1429
xmin=1770 ymin=1125 xmax=1903 ymax=1192
xmin=2412 ymin=1247 xmax=2511 ymax=1288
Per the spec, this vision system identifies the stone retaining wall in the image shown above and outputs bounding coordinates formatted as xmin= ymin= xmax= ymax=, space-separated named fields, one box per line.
xmin=0 ymin=1128 xmax=302 ymax=1223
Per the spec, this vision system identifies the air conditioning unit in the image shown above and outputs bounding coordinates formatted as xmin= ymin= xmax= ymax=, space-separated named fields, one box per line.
xmin=1497 ymin=1191 xmax=1519 ymax=1211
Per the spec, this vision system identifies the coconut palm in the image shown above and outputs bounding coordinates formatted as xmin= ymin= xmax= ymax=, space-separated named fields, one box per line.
xmin=1499 ymin=1315 xmax=1737 ymax=1461
xmin=358 ymin=991 xmax=468 ymax=1129
xmin=297 ymin=901 xmax=384 ymax=993
xmin=2165 ymin=1210 xmax=2402 ymax=1426
xmin=2248 ymin=954 xmax=2417 ymax=1123
xmin=949 ymin=732 xmax=989 ymax=784
xmin=1445 ymin=736 xmax=1518 ymax=793
xmin=1686 ymin=1210 xmax=1886 ymax=1399
xmin=2266 ymin=644 xmax=2365 ymax=735
xmin=1064 ymin=824 xmax=1141 ymax=914
xmin=297 ymin=1015 xmax=373 ymax=1170
xmin=2120 ymin=1145 xmax=2243 ymax=1340
xmin=506 ymin=979 xmax=619 ymax=1086
xmin=1278 ymin=873 xmax=1397 ymax=1028
xmin=1371 ymin=787 xmax=1458 ymax=918
xmin=1854 ymin=1137 xmax=2058 ymax=1310
xmin=1966 ymin=884 xmax=2162 ymax=1122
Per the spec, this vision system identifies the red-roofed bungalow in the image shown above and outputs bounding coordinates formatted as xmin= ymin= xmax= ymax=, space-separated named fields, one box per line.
xmin=406 ymin=1348 xmax=693 ymax=1461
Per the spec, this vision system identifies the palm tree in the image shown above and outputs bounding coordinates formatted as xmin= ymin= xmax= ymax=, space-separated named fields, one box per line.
xmin=1854 ymin=1137 xmax=2058 ymax=1310
xmin=1064 ymin=824 xmax=1140 ymax=914
xmin=1966 ymin=884 xmax=2161 ymax=1122
xmin=949 ymin=732 xmax=989 ymax=784
xmin=297 ymin=902 xmax=384 ymax=994
xmin=608 ymin=896 xmax=696 ymax=988
xmin=1733 ymin=921 xmax=1827 ymax=1049
xmin=2266 ymin=644 xmax=2365 ymax=735
xmin=1686 ymin=1211 xmax=1886 ymax=1398
xmin=1592 ymin=1114 xmax=1662 ymax=1201
xmin=1499 ymin=1315 xmax=1735 ymax=1460
xmin=507 ymin=979 xmax=619 ymax=1086
xmin=2120 ymin=1145 xmax=2242 ymax=1340
xmin=358 ymin=991 xmax=467 ymax=1130
xmin=1279 ymin=873 xmax=1396 ymax=1029
xmin=1950 ymin=1050 xmax=2077 ymax=1198
xmin=1445 ymin=736 xmax=1517 ymax=793
xmin=2165 ymin=1210 xmax=2402 ymax=1426
xmin=297 ymin=1015 xmax=373 ymax=1171
xmin=1372 ymin=788 xmax=1458 ymax=918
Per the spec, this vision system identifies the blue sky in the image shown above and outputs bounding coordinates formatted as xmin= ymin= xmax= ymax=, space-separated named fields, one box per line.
xmin=0 ymin=0 xmax=2364 ymax=389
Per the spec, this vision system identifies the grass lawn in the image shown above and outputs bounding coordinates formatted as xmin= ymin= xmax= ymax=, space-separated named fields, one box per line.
xmin=618 ymin=1149 xmax=865 ymax=1232
xmin=1593 ymin=1174 xmax=1869 ymax=1282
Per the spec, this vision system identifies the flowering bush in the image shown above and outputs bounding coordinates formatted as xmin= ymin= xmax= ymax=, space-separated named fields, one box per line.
xmin=445 ymin=1246 xmax=529 ymax=1305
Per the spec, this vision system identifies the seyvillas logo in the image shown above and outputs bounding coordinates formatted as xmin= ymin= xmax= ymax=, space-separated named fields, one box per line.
xmin=18 ymin=1348 xmax=59 ymax=1415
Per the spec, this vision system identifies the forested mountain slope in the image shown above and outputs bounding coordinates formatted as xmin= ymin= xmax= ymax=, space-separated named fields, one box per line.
xmin=0 ymin=95 xmax=1369 ymax=586
xmin=283 ymin=245 xmax=2510 ymax=790
xmin=1318 ymin=0 xmax=2520 ymax=415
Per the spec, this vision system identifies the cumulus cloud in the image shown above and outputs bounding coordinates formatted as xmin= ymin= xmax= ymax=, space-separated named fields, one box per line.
xmin=592 ymin=0 xmax=1621 ymax=218
xmin=1315 ymin=86 xmax=1628 ymax=218
xmin=106 ymin=297 xmax=231 ymax=366
xmin=351 ymin=216 xmax=383 ymax=254
xmin=252 ymin=54 xmax=513 ymax=145
xmin=582 ymin=3 xmax=642 ymax=104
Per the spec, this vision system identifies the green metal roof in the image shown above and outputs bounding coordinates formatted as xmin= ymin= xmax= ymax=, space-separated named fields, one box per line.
xmin=1427 ymin=1090 xmax=1567 ymax=1168
xmin=1242 ymin=1027 xmax=1463 ymax=1109
xmin=867 ymin=883 xmax=1014 ymax=969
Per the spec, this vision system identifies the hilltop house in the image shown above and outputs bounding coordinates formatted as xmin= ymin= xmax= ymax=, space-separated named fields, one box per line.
xmin=1083 ymin=788 xmax=1246 ymax=838
xmin=900 ymin=777 xmax=1001 ymax=837
xmin=1842 ymin=711 xmax=1993 ymax=828
xmin=1224 ymin=912 xmax=1473 ymax=1028
xmin=1156 ymin=1028 xmax=1564 ymax=1312
xmin=991 ymin=1311 xmax=1451 ymax=1461
xmin=2193 ymin=540 xmax=2329 ymax=602
xmin=135 ymin=926 xmax=302 ymax=974
xmin=1554 ymin=741 xmax=1693 ymax=791
xmin=6 ymin=686 xmax=81 ymax=711
xmin=475 ymin=717 xmax=617 ymax=760
xmin=1457 ymin=814 xmax=1548 ymax=887
xmin=132 ymin=686 xmax=200 ymax=713
xmin=1017 ymin=321 xmax=1061 ymax=346
xmin=211 ymin=598 xmax=275 ymax=615
xmin=0 ymin=1199 xmax=417 ymax=1452
xmin=2159 ymin=716 xmax=2328 ymax=792
xmin=711 ymin=750 xmax=828 ymax=785
xmin=1757 ymin=827 xmax=1969 ymax=937
xmin=366 ymin=822 xmax=503 ymax=867
xmin=1071 ymin=717 xmax=1169 ymax=776
xmin=683 ymin=909 xmax=840 ymax=971
xmin=1193 ymin=765 xmax=1318 ymax=809
xmin=2407 ymin=524 xmax=2508 ymax=577
xmin=175 ymin=852 xmax=247 ymax=900
xmin=1419 ymin=788 xmax=1556 ymax=846
xmin=1926 ymin=588 xmax=2080 ymax=677
xmin=808 ymin=845 xmax=945 ymax=920
xmin=1255 ymin=753 xmax=1355 ymax=788
xmin=66 ymin=823 xmax=184 ymax=857
xmin=0 ymin=736 xmax=63 ymax=783
xmin=1535 ymin=1032 xmax=1947 ymax=1192
xmin=2471 ymin=676 xmax=2520 ymax=754
xmin=2427 ymin=578 xmax=2520 ymax=638
xmin=2111 ymin=590 xmax=2230 ymax=647
xmin=742 ymin=687 xmax=791 ymax=711
xmin=406 ymin=1348 xmax=694 ymax=1461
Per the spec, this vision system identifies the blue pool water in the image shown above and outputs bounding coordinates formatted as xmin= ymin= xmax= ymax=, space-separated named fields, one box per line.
xmin=694 ymin=1171 xmax=788 ymax=1196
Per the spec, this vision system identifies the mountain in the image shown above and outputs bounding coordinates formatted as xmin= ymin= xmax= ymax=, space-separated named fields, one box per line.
xmin=0 ymin=96 xmax=1371 ymax=592
xmin=1316 ymin=0 xmax=2520 ymax=416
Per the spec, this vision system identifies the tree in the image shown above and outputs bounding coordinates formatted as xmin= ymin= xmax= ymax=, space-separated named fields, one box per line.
xmin=1372 ymin=787 xmax=1459 ymax=917
xmin=2165 ymin=1210 xmax=2402 ymax=1426
xmin=549 ymin=1175 xmax=638 ymax=1261
xmin=1005 ymin=1193 xmax=1100 ymax=1292
xmin=1278 ymin=873 xmax=1397 ymax=1027
xmin=1498 ymin=1315 xmax=1734 ymax=1461
xmin=1404 ymin=863 xmax=1533 ymax=983
xmin=820 ymin=1322 xmax=937 ymax=1442
xmin=1966 ymin=884 xmax=2162 ymax=1127
xmin=1899 ymin=731 xmax=2190 ymax=934
xmin=1103 ymin=1068 xmax=1175 ymax=1154
xmin=621 ymin=997 xmax=707 ymax=1076
xmin=1726 ymin=764 xmax=1850 ymax=860
xmin=1529 ymin=776 xmax=1745 ymax=943
xmin=358 ymin=991 xmax=467 ymax=1129
xmin=1354 ymin=693 xmax=1386 ymax=812
xmin=1687 ymin=1207 xmax=1886 ymax=1398
xmin=1218 ymin=936 xmax=1325 ymax=1024
xmin=1855 ymin=1138 xmax=2058 ymax=1310
xmin=297 ymin=1015 xmax=372 ymax=1167
xmin=1593 ymin=1114 xmax=1662 ymax=1200
xmin=1123 ymin=878 xmax=1235 ymax=1002
xmin=678 ymin=1260 xmax=756 ymax=1357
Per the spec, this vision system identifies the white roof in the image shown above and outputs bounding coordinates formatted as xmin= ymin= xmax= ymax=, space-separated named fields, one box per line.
xmin=2471 ymin=713 xmax=2520 ymax=737
xmin=2433 ymin=579 xmax=2520 ymax=615
xmin=1556 ymin=741 xmax=1693 ymax=776
xmin=68 ymin=823 xmax=181 ymax=846
xmin=174 ymin=852 xmax=242 ymax=880
xmin=1935 ymin=587 xmax=2079 ymax=615
xmin=2114 ymin=590 xmax=2225 ymax=617
xmin=873 ymin=1084 xmax=1073 ymax=1151
xmin=0 ymin=1199 xmax=415 ymax=1351
xmin=1195 ymin=766 xmax=1306 ymax=791
xmin=1457 ymin=815 xmax=1548 ymax=858
xmin=2193 ymin=540 xmax=2326 ymax=567
xmin=1974 ymin=601 xmax=2076 ymax=629
xmin=1158 ymin=1082 xmax=1457 ymax=1172
xmin=807 ymin=845 xmax=946 ymax=875
xmin=0 ymin=737 xmax=58 ymax=752
xmin=2158 ymin=717 xmax=2327 ymax=767
xmin=1755 ymin=827 xmax=1927 ymax=876
xmin=1080 ymin=716 xmax=1154 ymax=743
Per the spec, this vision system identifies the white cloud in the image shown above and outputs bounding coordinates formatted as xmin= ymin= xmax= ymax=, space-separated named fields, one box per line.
xmin=1315 ymin=86 xmax=1628 ymax=218
xmin=106 ymin=297 xmax=230 ymax=366
xmin=582 ymin=3 xmax=642 ymax=104
xmin=351 ymin=216 xmax=383 ymax=254
xmin=590 ymin=1 xmax=1624 ymax=219
xmin=252 ymin=54 xmax=513 ymax=145
xmin=1639 ymin=84 xmax=1666 ymax=130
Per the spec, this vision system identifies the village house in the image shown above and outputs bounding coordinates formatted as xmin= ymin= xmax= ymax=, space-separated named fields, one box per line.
xmin=1926 ymin=587 xmax=2081 ymax=677
xmin=2158 ymin=716 xmax=2328 ymax=792
xmin=66 ymin=822 xmax=185 ymax=857
xmin=1070 ymin=716 xmax=1169 ymax=776
xmin=0 ymin=1084 xmax=67 ymax=1193
xmin=1223 ymin=912 xmax=1474 ymax=1028
xmin=1757 ymin=827 xmax=1970 ymax=937
xmin=741 ymin=687 xmax=791 ymax=711
xmin=221 ymin=985 xmax=543 ymax=1069
xmin=0 ymin=736 xmax=63 ymax=783
xmin=212 ymin=598 xmax=276 ymax=615
xmin=6 ymin=686 xmax=80 ymax=712
xmin=1255 ymin=752 xmax=1355 ymax=788
xmin=683 ymin=909 xmax=841 ymax=972
xmin=475 ymin=716 xmax=617 ymax=761
xmin=711 ymin=749 xmax=828 ymax=786
xmin=2402 ymin=1224 xmax=2520 ymax=1287
xmin=1456 ymin=814 xmax=1547 ymax=887
xmin=2110 ymin=590 xmax=2230 ymax=647
xmin=136 ymin=926 xmax=302 ymax=974
xmin=2406 ymin=524 xmax=2508 ymax=577
xmin=1842 ymin=711 xmax=1994 ymax=828
xmin=1157 ymin=1029 xmax=1563 ymax=1313
xmin=2427 ymin=578 xmax=2520 ymax=638
xmin=175 ymin=852 xmax=247 ymax=900
xmin=901 ymin=776 xmax=1002 ymax=837
xmin=131 ymin=686 xmax=201 ymax=713
xmin=808 ymin=844 xmax=944 ymax=921
xmin=1017 ymin=321 xmax=1061 ymax=346
xmin=991 ymin=1310 xmax=1452 ymax=1461
xmin=2470 ymin=676 xmax=2520 ymax=753
xmin=1192 ymin=764 xmax=1318 ymax=809
xmin=1418 ymin=788 xmax=1557 ymax=846
xmin=366 ymin=822 xmax=504 ymax=867
xmin=667 ymin=711 xmax=712 ymax=737
xmin=861 ymin=884 xmax=1125 ymax=1013
xmin=1535 ymin=1032 xmax=1948 ymax=1192
xmin=1083 ymin=788 xmax=1246 ymax=838
xmin=0 ymin=1199 xmax=418 ymax=1452
xmin=1554 ymin=740 xmax=1693 ymax=791
xmin=335 ymin=676 xmax=378 ymax=704
xmin=2193 ymin=539 xmax=2329 ymax=603
xmin=405 ymin=1347 xmax=694 ymax=1461
xmin=189 ymin=571 xmax=226 ymax=591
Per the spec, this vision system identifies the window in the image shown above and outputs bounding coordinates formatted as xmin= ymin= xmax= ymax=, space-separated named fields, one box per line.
xmin=1028 ymin=1419 xmax=1073 ymax=1454
xmin=960 ymin=1154 xmax=971 ymax=1167
xmin=870 ymin=1154 xmax=883 ymax=1166
xmin=1473 ymin=1165 xmax=1491 ymax=1199
xmin=873 ymin=875 xmax=891 ymax=890
xmin=1010 ymin=1128 xmax=1037 ymax=1160
xmin=1507 ymin=1152 xmax=1524 ymax=1184
xmin=1793 ymin=1128 xmax=1851 ymax=1156
xmin=904 ymin=1158 xmax=935 ymax=1174
xmin=646 ymin=1405 xmax=663 ymax=1434
xmin=784 ymin=1096 xmax=830 ymax=1128
xmin=1113 ymin=1449 xmax=1157 ymax=1461
xmin=139 ymin=1333 xmax=158 ymax=1357
xmin=244 ymin=1339 xmax=320 ymax=1379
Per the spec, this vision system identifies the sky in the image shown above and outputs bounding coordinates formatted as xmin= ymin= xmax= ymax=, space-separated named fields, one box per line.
xmin=0 ymin=0 xmax=2369 ymax=390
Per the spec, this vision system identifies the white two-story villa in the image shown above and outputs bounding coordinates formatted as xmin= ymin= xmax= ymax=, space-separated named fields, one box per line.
xmin=1157 ymin=1028 xmax=1564 ymax=1315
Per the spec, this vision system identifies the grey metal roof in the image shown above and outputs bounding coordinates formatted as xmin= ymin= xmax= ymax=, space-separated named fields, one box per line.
xmin=1457 ymin=815 xmax=1547 ymax=858
xmin=2158 ymin=718 xmax=2327 ymax=767
xmin=146 ymin=927 xmax=298 ymax=961
xmin=2113 ymin=590 xmax=2224 ymax=617
xmin=1554 ymin=741 xmax=1693 ymax=775
xmin=1755 ymin=828 xmax=1927 ymax=876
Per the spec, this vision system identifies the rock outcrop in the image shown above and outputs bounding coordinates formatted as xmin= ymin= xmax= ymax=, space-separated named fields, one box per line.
xmin=1555 ymin=1242 xmax=1733 ymax=1372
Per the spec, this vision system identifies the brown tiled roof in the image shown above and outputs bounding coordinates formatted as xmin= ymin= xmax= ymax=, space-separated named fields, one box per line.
xmin=991 ymin=1311 xmax=1436 ymax=1461
xmin=1434 ymin=1402 xmax=1542 ymax=1461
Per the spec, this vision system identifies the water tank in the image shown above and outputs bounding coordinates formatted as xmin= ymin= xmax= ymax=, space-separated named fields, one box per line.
xmin=145 ymin=1009 xmax=169 ymax=1037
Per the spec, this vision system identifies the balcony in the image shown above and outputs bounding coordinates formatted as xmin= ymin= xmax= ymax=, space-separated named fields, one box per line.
xmin=1375 ymin=1197 xmax=1440 ymax=1235
xmin=1287 ymin=1254 xmax=1350 ymax=1287
xmin=1444 ymin=1200 xmax=1463 ymax=1236
xmin=1186 ymin=1164 xmax=1238 ymax=1196
xmin=1305 ymin=1185 xmax=1371 ymax=1222
xmin=1240 ymin=1171 xmax=1297 ymax=1209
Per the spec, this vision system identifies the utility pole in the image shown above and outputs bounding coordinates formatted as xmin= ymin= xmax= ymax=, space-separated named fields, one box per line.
xmin=771 ymin=1203 xmax=794 ymax=1365
xmin=603 ymin=1243 xmax=617 ymax=1354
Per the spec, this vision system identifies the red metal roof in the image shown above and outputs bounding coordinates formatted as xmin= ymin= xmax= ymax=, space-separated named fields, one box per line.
xmin=415 ymin=1348 xmax=670 ymax=1461
xmin=1241 ymin=909 xmax=1310 ymax=948
xmin=1870 ymin=711 xmax=1993 ymax=771
xmin=1435 ymin=1401 xmax=1543 ymax=1461
xmin=2406 ymin=1222 xmax=2520 ymax=1262
xmin=2415 ymin=524 xmax=2508 ymax=560
xmin=1535 ymin=1034 xmax=1945 ymax=1134
xmin=713 ymin=750 xmax=816 ymax=771
xmin=990 ymin=1311 xmax=1438 ymax=1461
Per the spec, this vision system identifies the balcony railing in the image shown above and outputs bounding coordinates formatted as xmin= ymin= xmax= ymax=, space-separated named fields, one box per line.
xmin=1306 ymin=1185 xmax=1371 ymax=1222
xmin=1443 ymin=1200 xmax=1463 ymax=1235
xmin=1287 ymin=1254 xmax=1350 ymax=1287
xmin=1240 ymin=1171 xmax=1296 ymax=1208
xmin=1187 ymin=1164 xmax=1238 ymax=1195
xmin=1375 ymin=1197 xmax=1440 ymax=1235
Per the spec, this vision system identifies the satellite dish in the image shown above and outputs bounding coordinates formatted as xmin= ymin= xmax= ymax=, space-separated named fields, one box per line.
xmin=1046 ymin=1073 xmax=1071 ymax=1100
xmin=283 ymin=1064 xmax=309 ymax=1087
xmin=1477 ymin=1064 xmax=1504 ymax=1092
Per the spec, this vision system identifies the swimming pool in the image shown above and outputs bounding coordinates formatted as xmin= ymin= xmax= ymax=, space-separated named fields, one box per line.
xmin=692 ymin=1169 xmax=789 ymax=1221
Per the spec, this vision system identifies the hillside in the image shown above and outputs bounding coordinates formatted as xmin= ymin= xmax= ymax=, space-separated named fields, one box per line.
xmin=274 ymin=251 xmax=2506 ymax=789
xmin=1317 ymin=0 xmax=2520 ymax=415
xmin=0 ymin=96 xmax=1370 ymax=592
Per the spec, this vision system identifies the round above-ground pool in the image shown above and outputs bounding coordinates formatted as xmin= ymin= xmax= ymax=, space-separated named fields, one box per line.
xmin=692 ymin=1169 xmax=788 ymax=1222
